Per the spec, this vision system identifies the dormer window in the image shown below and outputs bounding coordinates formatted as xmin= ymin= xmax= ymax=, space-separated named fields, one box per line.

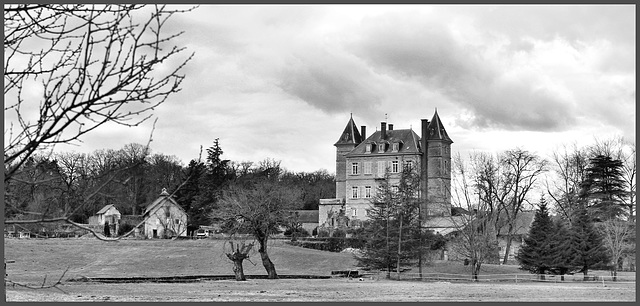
xmin=392 ymin=142 xmax=399 ymax=152
xmin=377 ymin=142 xmax=385 ymax=153
xmin=365 ymin=143 xmax=372 ymax=153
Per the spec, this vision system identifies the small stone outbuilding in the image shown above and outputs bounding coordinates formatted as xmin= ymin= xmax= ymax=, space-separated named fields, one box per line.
xmin=88 ymin=204 xmax=121 ymax=235
xmin=142 ymin=188 xmax=188 ymax=239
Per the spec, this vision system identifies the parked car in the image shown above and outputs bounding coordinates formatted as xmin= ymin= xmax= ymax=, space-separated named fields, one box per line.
xmin=195 ymin=229 xmax=209 ymax=238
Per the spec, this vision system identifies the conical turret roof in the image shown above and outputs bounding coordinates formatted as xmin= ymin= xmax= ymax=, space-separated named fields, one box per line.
xmin=334 ymin=115 xmax=362 ymax=146
xmin=427 ymin=109 xmax=453 ymax=143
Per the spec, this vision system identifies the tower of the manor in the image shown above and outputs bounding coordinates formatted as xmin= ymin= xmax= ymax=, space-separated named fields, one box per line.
xmin=424 ymin=110 xmax=453 ymax=217
xmin=333 ymin=114 xmax=363 ymax=200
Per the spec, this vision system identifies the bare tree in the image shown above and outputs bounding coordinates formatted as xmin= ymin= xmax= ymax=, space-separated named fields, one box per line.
xmin=497 ymin=149 xmax=547 ymax=264
xmin=216 ymin=176 xmax=301 ymax=279
xmin=598 ymin=220 xmax=634 ymax=281
xmin=4 ymin=4 xmax=194 ymax=182
xmin=545 ymin=143 xmax=590 ymax=221
xmin=448 ymin=153 xmax=500 ymax=281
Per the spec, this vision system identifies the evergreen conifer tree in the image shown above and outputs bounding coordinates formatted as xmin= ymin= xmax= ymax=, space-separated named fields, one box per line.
xmin=580 ymin=155 xmax=627 ymax=220
xmin=516 ymin=197 xmax=554 ymax=279
xmin=568 ymin=207 xmax=611 ymax=280
xmin=547 ymin=218 xmax=573 ymax=280
xmin=355 ymin=165 xmax=428 ymax=279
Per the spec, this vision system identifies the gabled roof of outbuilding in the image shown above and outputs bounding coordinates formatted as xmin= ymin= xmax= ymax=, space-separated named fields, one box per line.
xmin=144 ymin=189 xmax=187 ymax=216
xmin=334 ymin=115 xmax=362 ymax=146
xmin=346 ymin=128 xmax=422 ymax=156
xmin=96 ymin=204 xmax=119 ymax=215
xmin=496 ymin=210 xmax=536 ymax=236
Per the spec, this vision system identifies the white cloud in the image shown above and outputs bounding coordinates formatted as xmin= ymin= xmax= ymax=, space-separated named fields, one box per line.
xmin=38 ymin=5 xmax=634 ymax=173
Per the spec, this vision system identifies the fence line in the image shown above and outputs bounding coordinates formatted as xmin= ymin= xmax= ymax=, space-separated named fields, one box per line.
xmin=387 ymin=272 xmax=636 ymax=284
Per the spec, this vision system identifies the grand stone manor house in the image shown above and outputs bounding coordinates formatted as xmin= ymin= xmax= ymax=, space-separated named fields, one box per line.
xmin=319 ymin=110 xmax=453 ymax=233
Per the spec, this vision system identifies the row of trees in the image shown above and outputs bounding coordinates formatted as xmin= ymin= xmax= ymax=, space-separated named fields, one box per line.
xmin=518 ymin=196 xmax=635 ymax=281
xmin=449 ymin=138 xmax=635 ymax=280
xmin=5 ymin=140 xmax=334 ymax=229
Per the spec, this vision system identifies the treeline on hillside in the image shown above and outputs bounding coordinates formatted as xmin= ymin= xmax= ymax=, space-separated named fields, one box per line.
xmin=4 ymin=139 xmax=335 ymax=227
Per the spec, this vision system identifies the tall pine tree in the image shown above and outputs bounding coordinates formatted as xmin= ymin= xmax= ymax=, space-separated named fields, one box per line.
xmin=547 ymin=218 xmax=573 ymax=280
xmin=517 ymin=197 xmax=554 ymax=279
xmin=355 ymin=165 xmax=428 ymax=279
xmin=568 ymin=207 xmax=611 ymax=280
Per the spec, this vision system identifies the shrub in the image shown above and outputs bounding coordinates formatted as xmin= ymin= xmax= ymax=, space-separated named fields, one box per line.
xmin=118 ymin=223 xmax=136 ymax=236
xmin=284 ymin=227 xmax=310 ymax=237
xmin=332 ymin=229 xmax=346 ymax=238
xmin=317 ymin=229 xmax=330 ymax=237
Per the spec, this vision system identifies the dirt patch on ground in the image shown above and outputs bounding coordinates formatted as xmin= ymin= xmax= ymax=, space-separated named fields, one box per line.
xmin=6 ymin=278 xmax=636 ymax=302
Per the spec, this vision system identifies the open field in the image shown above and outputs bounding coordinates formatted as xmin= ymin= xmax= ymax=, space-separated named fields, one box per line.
xmin=4 ymin=238 xmax=636 ymax=302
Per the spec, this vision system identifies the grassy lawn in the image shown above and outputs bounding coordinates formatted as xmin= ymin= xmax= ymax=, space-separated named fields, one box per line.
xmin=4 ymin=237 xmax=636 ymax=302
xmin=4 ymin=237 xmax=359 ymax=283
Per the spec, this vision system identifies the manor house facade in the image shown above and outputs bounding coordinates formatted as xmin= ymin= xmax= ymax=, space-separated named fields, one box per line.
xmin=319 ymin=110 xmax=453 ymax=229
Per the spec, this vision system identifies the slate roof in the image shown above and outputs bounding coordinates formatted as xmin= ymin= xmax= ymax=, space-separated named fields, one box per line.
xmin=144 ymin=189 xmax=187 ymax=216
xmin=96 ymin=204 xmax=118 ymax=215
xmin=334 ymin=115 xmax=362 ymax=146
xmin=496 ymin=210 xmax=536 ymax=236
xmin=290 ymin=210 xmax=319 ymax=224
xmin=346 ymin=128 xmax=422 ymax=157
xmin=427 ymin=110 xmax=453 ymax=143
xmin=423 ymin=215 xmax=468 ymax=236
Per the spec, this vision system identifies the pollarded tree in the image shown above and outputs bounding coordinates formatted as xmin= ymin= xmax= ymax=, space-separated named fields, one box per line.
xmin=216 ymin=175 xmax=301 ymax=279
xmin=224 ymin=240 xmax=255 ymax=281
xmin=516 ymin=197 xmax=554 ymax=279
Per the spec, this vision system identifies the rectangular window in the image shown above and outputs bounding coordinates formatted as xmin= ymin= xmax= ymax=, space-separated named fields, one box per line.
xmin=352 ymin=208 xmax=357 ymax=217
xmin=377 ymin=161 xmax=386 ymax=176
xmin=365 ymin=186 xmax=372 ymax=198
xmin=392 ymin=160 xmax=399 ymax=173
xmin=351 ymin=162 xmax=359 ymax=175
xmin=404 ymin=160 xmax=413 ymax=171
xmin=365 ymin=144 xmax=372 ymax=153
xmin=351 ymin=186 xmax=359 ymax=199
xmin=364 ymin=162 xmax=372 ymax=174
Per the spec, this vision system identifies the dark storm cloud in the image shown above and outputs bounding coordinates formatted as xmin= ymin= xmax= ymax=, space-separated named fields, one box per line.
xmin=278 ymin=50 xmax=384 ymax=119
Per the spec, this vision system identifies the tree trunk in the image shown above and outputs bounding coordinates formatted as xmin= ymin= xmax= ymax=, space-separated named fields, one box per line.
xmin=258 ymin=237 xmax=278 ymax=279
xmin=225 ymin=241 xmax=253 ymax=281
xmin=396 ymin=216 xmax=403 ymax=280
xmin=232 ymin=259 xmax=247 ymax=281
xmin=472 ymin=260 xmax=481 ymax=282
xmin=582 ymin=267 xmax=589 ymax=281
xmin=502 ymin=224 xmax=514 ymax=264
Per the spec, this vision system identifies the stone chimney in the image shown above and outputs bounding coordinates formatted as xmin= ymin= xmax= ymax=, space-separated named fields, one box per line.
xmin=361 ymin=126 xmax=367 ymax=140
xmin=381 ymin=122 xmax=387 ymax=139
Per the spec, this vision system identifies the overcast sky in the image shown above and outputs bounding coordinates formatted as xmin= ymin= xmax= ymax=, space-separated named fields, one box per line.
xmin=60 ymin=5 xmax=635 ymax=173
